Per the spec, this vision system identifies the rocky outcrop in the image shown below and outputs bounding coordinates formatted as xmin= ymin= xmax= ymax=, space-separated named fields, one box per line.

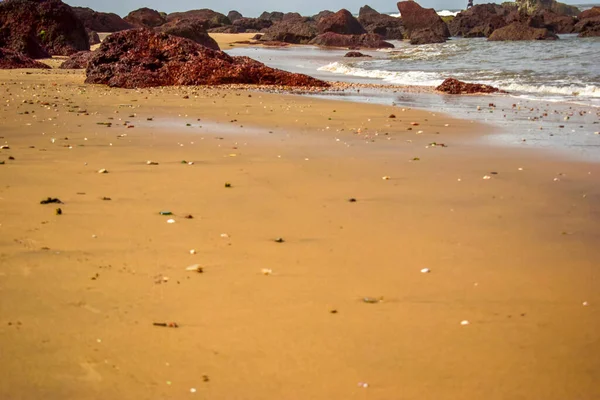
xmin=260 ymin=19 xmax=318 ymax=44
xmin=529 ymin=9 xmax=576 ymax=33
xmin=317 ymin=9 xmax=366 ymax=35
xmin=0 ymin=0 xmax=90 ymax=58
xmin=449 ymin=4 xmax=515 ymax=37
xmin=59 ymin=50 xmax=94 ymax=69
xmin=87 ymin=29 xmax=100 ymax=45
xmin=155 ymin=19 xmax=219 ymax=50
xmin=578 ymin=6 xmax=600 ymax=20
xmin=313 ymin=10 xmax=334 ymax=22
xmin=73 ymin=6 xmax=133 ymax=32
xmin=436 ymin=78 xmax=503 ymax=94
xmin=397 ymin=1 xmax=450 ymax=43
xmin=124 ymin=8 xmax=166 ymax=28
xmin=0 ymin=47 xmax=51 ymax=69
xmin=167 ymin=9 xmax=230 ymax=29
xmin=227 ymin=10 xmax=243 ymax=23
xmin=85 ymin=29 xmax=328 ymax=88
xmin=283 ymin=13 xmax=304 ymax=22
xmin=575 ymin=7 xmax=600 ymax=37
xmin=516 ymin=0 xmax=580 ymax=17
xmin=259 ymin=11 xmax=284 ymax=22
xmin=233 ymin=18 xmax=273 ymax=32
xmin=309 ymin=32 xmax=394 ymax=49
xmin=410 ymin=28 xmax=447 ymax=44
xmin=358 ymin=5 xmax=405 ymax=40
xmin=488 ymin=21 xmax=558 ymax=40
xmin=344 ymin=51 xmax=371 ymax=57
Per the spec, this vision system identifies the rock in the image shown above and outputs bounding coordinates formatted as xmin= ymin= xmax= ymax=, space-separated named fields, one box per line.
xmin=0 ymin=47 xmax=51 ymax=69
xmin=488 ymin=21 xmax=558 ymax=40
xmin=260 ymin=19 xmax=318 ymax=44
xmin=309 ymin=32 xmax=394 ymax=49
xmin=344 ymin=51 xmax=372 ymax=57
xmin=449 ymin=4 xmax=515 ymax=37
xmin=516 ymin=0 xmax=580 ymax=17
xmin=85 ymin=29 xmax=329 ymax=88
xmin=436 ymin=78 xmax=504 ymax=94
xmin=73 ymin=6 xmax=134 ymax=32
xmin=529 ymin=9 xmax=576 ymax=33
xmin=397 ymin=1 xmax=450 ymax=39
xmin=283 ymin=13 xmax=304 ymax=22
xmin=59 ymin=50 xmax=94 ymax=69
xmin=259 ymin=11 xmax=284 ymax=22
xmin=313 ymin=10 xmax=334 ymax=22
xmin=87 ymin=30 xmax=100 ymax=45
xmin=125 ymin=8 xmax=167 ymax=28
xmin=227 ymin=10 xmax=243 ymax=23
xmin=156 ymin=19 xmax=220 ymax=50
xmin=317 ymin=9 xmax=366 ymax=35
xmin=577 ymin=16 xmax=600 ymax=37
xmin=167 ymin=9 xmax=231 ymax=29
xmin=358 ymin=5 xmax=405 ymax=40
xmin=233 ymin=18 xmax=273 ymax=33
xmin=410 ymin=28 xmax=446 ymax=44
xmin=0 ymin=0 xmax=90 ymax=58
xmin=578 ymin=6 xmax=600 ymax=20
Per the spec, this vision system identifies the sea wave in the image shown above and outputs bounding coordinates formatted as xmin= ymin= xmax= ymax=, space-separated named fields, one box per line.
xmin=317 ymin=62 xmax=444 ymax=86
xmin=388 ymin=9 xmax=461 ymax=18
xmin=497 ymin=82 xmax=600 ymax=98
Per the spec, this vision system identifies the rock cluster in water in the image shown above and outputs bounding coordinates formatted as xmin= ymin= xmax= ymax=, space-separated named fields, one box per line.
xmin=436 ymin=78 xmax=504 ymax=95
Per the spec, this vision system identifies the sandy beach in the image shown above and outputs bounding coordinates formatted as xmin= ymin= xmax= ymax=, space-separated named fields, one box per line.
xmin=1 ymin=66 xmax=599 ymax=400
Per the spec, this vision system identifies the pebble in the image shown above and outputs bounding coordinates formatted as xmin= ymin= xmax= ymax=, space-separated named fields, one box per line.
xmin=382 ymin=176 xmax=391 ymax=180
xmin=190 ymin=388 xmax=197 ymax=393
xmin=483 ymin=175 xmax=491 ymax=180
xmin=261 ymin=268 xmax=273 ymax=276
xmin=185 ymin=264 xmax=203 ymax=273
xmin=420 ymin=268 xmax=431 ymax=273
xmin=460 ymin=320 xmax=470 ymax=326
xmin=98 ymin=168 xmax=108 ymax=174
xmin=358 ymin=382 xmax=369 ymax=388
xmin=166 ymin=219 xmax=175 ymax=224
xmin=190 ymin=249 xmax=196 ymax=255
xmin=583 ymin=301 xmax=589 ymax=306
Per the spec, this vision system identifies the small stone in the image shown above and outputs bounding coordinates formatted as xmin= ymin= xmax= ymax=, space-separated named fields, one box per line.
xmin=261 ymin=268 xmax=273 ymax=276
xmin=274 ymin=238 xmax=285 ymax=243
xmin=583 ymin=301 xmax=589 ymax=306
xmin=224 ymin=182 xmax=232 ymax=188
xmin=146 ymin=160 xmax=159 ymax=165
xmin=166 ymin=219 xmax=176 ymax=224
xmin=55 ymin=208 xmax=62 ymax=215
xmin=388 ymin=114 xmax=396 ymax=119
xmin=98 ymin=168 xmax=108 ymax=174
xmin=483 ymin=175 xmax=491 ymax=180
xmin=348 ymin=198 xmax=357 ymax=202
xmin=382 ymin=176 xmax=391 ymax=180
xmin=460 ymin=320 xmax=470 ymax=326
xmin=190 ymin=249 xmax=196 ymax=255
xmin=420 ymin=268 xmax=431 ymax=273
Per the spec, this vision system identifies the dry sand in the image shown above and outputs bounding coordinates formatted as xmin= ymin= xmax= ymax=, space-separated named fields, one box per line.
xmin=1 ymin=68 xmax=599 ymax=400
xmin=210 ymin=33 xmax=263 ymax=49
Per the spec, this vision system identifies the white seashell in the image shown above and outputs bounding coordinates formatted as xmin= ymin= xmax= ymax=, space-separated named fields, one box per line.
xmin=98 ymin=168 xmax=108 ymax=174
xmin=460 ymin=320 xmax=470 ymax=326
xmin=190 ymin=249 xmax=196 ymax=255
xmin=421 ymin=268 xmax=431 ymax=273
xmin=261 ymin=268 xmax=273 ymax=276
xmin=483 ymin=175 xmax=491 ymax=180
xmin=220 ymin=233 xmax=229 ymax=238
xmin=166 ymin=219 xmax=175 ymax=224
xmin=185 ymin=264 xmax=203 ymax=272
xmin=583 ymin=301 xmax=589 ymax=306
xmin=382 ymin=176 xmax=391 ymax=180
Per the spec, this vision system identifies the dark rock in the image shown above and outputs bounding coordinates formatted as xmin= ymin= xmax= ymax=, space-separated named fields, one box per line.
xmin=283 ymin=13 xmax=304 ymax=22
xmin=59 ymin=50 xmax=94 ymax=69
xmin=87 ymin=30 xmax=100 ymax=45
xmin=578 ymin=6 xmax=600 ymax=20
xmin=85 ymin=29 xmax=329 ymax=88
xmin=528 ymin=9 xmax=576 ymax=33
xmin=576 ymin=15 xmax=600 ymax=37
xmin=410 ymin=28 xmax=447 ymax=45
xmin=344 ymin=51 xmax=371 ymax=57
xmin=488 ymin=21 xmax=558 ymax=40
xmin=0 ymin=0 xmax=90 ymax=58
xmin=436 ymin=78 xmax=504 ymax=94
xmin=318 ymin=9 xmax=366 ymax=35
xmin=358 ymin=5 xmax=405 ymax=40
xmin=516 ymin=0 xmax=580 ymax=17
xmin=73 ymin=6 xmax=133 ymax=32
xmin=125 ymin=8 xmax=167 ymax=28
xmin=167 ymin=9 xmax=231 ymax=29
xmin=260 ymin=19 xmax=318 ymax=44
xmin=313 ymin=10 xmax=334 ymax=22
xmin=259 ymin=11 xmax=284 ymax=22
xmin=449 ymin=4 xmax=515 ymax=37
xmin=233 ymin=18 xmax=273 ymax=32
xmin=309 ymin=32 xmax=394 ymax=49
xmin=0 ymin=47 xmax=51 ymax=69
xmin=155 ymin=19 xmax=219 ymax=50
xmin=397 ymin=1 xmax=450 ymax=39
xmin=227 ymin=10 xmax=243 ymax=22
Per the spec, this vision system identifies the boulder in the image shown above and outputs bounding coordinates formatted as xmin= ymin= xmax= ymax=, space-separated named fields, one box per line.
xmin=0 ymin=0 xmax=90 ymax=58
xmin=233 ymin=18 xmax=273 ymax=32
xmin=578 ymin=6 xmax=600 ymax=20
xmin=73 ymin=6 xmax=134 ymax=32
xmin=436 ymin=78 xmax=503 ymax=94
xmin=576 ymin=15 xmax=600 ymax=37
xmin=449 ymin=4 xmax=515 ymax=37
xmin=155 ymin=19 xmax=220 ymax=50
xmin=283 ymin=13 xmax=304 ymax=22
xmin=125 ymin=8 xmax=166 ymax=28
xmin=85 ymin=29 xmax=328 ymax=88
xmin=167 ymin=9 xmax=231 ymax=29
xmin=397 ymin=1 xmax=450 ymax=39
xmin=317 ymin=9 xmax=366 ymax=35
xmin=313 ymin=10 xmax=334 ymax=22
xmin=59 ymin=50 xmax=94 ymax=69
xmin=488 ymin=21 xmax=558 ymax=40
xmin=260 ymin=19 xmax=318 ymax=44
xmin=528 ymin=9 xmax=576 ymax=33
xmin=410 ymin=28 xmax=447 ymax=44
xmin=227 ymin=10 xmax=243 ymax=22
xmin=309 ymin=32 xmax=394 ymax=49
xmin=87 ymin=29 xmax=101 ymax=45
xmin=358 ymin=5 xmax=405 ymax=40
xmin=516 ymin=0 xmax=580 ymax=17
xmin=344 ymin=51 xmax=371 ymax=57
xmin=0 ymin=47 xmax=51 ymax=69
xmin=259 ymin=12 xmax=284 ymax=22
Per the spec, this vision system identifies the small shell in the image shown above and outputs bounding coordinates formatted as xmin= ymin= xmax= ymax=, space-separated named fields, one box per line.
xmin=460 ymin=320 xmax=470 ymax=326
xmin=261 ymin=268 xmax=273 ymax=276
xmin=98 ymin=168 xmax=108 ymax=174
xmin=483 ymin=175 xmax=491 ymax=180
xmin=166 ymin=219 xmax=175 ymax=224
xmin=420 ymin=268 xmax=431 ymax=274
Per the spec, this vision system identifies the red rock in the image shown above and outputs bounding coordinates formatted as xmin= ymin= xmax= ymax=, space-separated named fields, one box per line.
xmin=260 ymin=19 xmax=318 ymax=44
xmin=85 ymin=29 xmax=329 ymax=89
xmin=59 ymin=50 xmax=94 ymax=69
xmin=87 ymin=29 xmax=100 ymax=45
xmin=155 ymin=19 xmax=220 ymax=50
xmin=259 ymin=11 xmax=284 ymax=22
xmin=309 ymin=32 xmax=394 ymax=49
xmin=124 ymin=8 xmax=166 ymax=28
xmin=449 ymin=4 xmax=515 ymax=37
xmin=313 ymin=10 xmax=334 ymax=22
xmin=232 ymin=18 xmax=273 ymax=33
xmin=0 ymin=0 xmax=90 ymax=58
xmin=344 ymin=51 xmax=372 ymax=57
xmin=167 ymin=9 xmax=230 ymax=29
xmin=227 ymin=10 xmax=243 ymax=23
xmin=410 ymin=28 xmax=447 ymax=45
xmin=578 ymin=6 xmax=600 ymax=20
xmin=488 ymin=21 xmax=558 ymax=40
xmin=358 ymin=5 xmax=405 ymax=40
xmin=317 ymin=9 xmax=366 ymax=35
xmin=0 ymin=47 xmax=51 ymax=69
xmin=397 ymin=1 xmax=450 ymax=40
xmin=529 ymin=9 xmax=576 ymax=33
xmin=436 ymin=78 xmax=504 ymax=95
xmin=576 ymin=16 xmax=600 ymax=37
xmin=73 ymin=6 xmax=133 ymax=32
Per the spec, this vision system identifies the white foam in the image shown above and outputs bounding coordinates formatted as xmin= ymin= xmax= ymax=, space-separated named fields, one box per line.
xmin=317 ymin=62 xmax=444 ymax=86
xmin=388 ymin=10 xmax=461 ymax=18
xmin=498 ymin=82 xmax=600 ymax=98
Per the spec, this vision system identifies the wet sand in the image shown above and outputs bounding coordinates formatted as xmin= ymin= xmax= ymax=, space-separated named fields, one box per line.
xmin=0 ymin=68 xmax=599 ymax=400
